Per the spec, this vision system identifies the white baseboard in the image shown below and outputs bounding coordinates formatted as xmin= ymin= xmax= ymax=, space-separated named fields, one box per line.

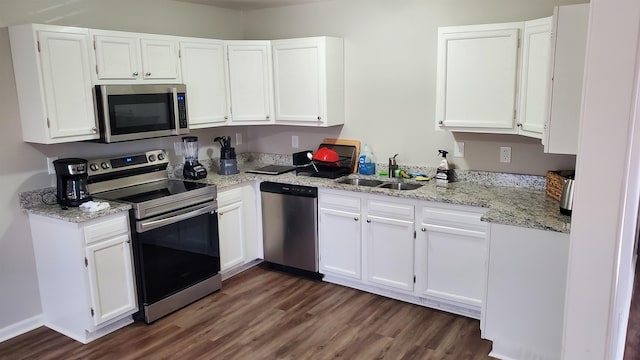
xmin=0 ymin=314 xmax=44 ymax=343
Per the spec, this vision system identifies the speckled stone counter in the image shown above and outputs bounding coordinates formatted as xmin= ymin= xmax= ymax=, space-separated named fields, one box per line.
xmin=185 ymin=162 xmax=572 ymax=234
xmin=19 ymin=187 xmax=132 ymax=223
xmin=19 ymin=162 xmax=571 ymax=232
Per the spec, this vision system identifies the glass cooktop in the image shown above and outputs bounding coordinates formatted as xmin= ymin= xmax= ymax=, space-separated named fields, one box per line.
xmin=96 ymin=179 xmax=209 ymax=204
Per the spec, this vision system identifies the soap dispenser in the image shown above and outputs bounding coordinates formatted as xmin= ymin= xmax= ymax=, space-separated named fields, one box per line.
xmin=435 ymin=150 xmax=450 ymax=187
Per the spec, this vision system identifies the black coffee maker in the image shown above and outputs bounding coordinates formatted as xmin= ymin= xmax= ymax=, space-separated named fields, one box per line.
xmin=53 ymin=158 xmax=92 ymax=207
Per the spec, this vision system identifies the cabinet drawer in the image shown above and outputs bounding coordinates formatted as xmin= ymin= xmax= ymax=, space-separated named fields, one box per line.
xmin=319 ymin=191 xmax=361 ymax=212
xmin=84 ymin=214 xmax=129 ymax=244
xmin=367 ymin=199 xmax=414 ymax=220
xmin=218 ymin=187 xmax=243 ymax=207
xmin=421 ymin=206 xmax=486 ymax=230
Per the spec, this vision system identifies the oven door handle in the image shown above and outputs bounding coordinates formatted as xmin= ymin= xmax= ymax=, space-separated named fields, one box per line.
xmin=136 ymin=202 xmax=217 ymax=233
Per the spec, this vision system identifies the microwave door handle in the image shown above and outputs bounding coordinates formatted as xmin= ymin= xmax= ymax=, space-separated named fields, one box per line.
xmin=170 ymin=87 xmax=180 ymax=135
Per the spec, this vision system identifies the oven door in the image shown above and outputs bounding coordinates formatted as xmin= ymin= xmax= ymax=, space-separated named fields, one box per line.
xmin=133 ymin=202 xmax=220 ymax=305
xmin=95 ymin=84 xmax=189 ymax=143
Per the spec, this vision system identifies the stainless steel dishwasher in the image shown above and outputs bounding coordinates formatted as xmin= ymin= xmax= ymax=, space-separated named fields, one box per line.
xmin=260 ymin=181 xmax=319 ymax=274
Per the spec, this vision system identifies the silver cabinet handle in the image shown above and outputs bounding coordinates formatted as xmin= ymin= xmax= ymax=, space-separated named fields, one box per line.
xmin=366 ymin=219 xmax=371 ymax=223
xmin=219 ymin=212 xmax=224 ymax=216
xmin=132 ymin=71 xmax=139 ymax=77
xmin=317 ymin=116 xmax=321 ymax=120
xmin=266 ymin=115 xmax=270 ymax=120
xmin=224 ymin=116 xmax=228 ymax=120
xmin=91 ymin=127 xmax=97 ymax=133
xmin=421 ymin=228 xmax=426 ymax=232
xmin=145 ymin=72 xmax=151 ymax=76
xmin=354 ymin=217 xmax=359 ymax=221
xmin=438 ymin=120 xmax=444 ymax=126
xmin=517 ymin=123 xmax=522 ymax=127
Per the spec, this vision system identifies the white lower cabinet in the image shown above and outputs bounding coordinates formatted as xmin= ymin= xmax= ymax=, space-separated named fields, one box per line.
xmin=415 ymin=204 xmax=487 ymax=317
xmin=318 ymin=192 xmax=362 ymax=280
xmin=482 ymin=223 xmax=569 ymax=360
xmin=318 ymin=188 xmax=487 ymax=319
xmin=27 ymin=212 xmax=137 ymax=343
xmin=364 ymin=199 xmax=415 ymax=292
xmin=217 ymin=182 xmax=261 ymax=279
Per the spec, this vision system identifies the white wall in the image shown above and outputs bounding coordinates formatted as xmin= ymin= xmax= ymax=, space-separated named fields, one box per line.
xmin=0 ymin=0 xmax=244 ymax=337
xmin=242 ymin=0 xmax=583 ymax=175
xmin=562 ymin=0 xmax=640 ymax=358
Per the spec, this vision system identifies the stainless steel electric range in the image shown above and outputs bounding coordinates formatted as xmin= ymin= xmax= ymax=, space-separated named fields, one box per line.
xmin=87 ymin=150 xmax=220 ymax=324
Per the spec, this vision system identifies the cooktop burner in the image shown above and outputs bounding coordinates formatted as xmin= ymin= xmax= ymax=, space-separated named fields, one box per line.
xmin=96 ymin=179 xmax=208 ymax=204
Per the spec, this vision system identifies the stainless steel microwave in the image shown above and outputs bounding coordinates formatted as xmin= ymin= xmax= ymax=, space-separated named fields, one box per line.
xmin=94 ymin=84 xmax=189 ymax=143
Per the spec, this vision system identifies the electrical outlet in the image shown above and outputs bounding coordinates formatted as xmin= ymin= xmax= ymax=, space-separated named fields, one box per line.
xmin=46 ymin=157 xmax=58 ymax=175
xmin=499 ymin=146 xmax=512 ymax=163
xmin=235 ymin=133 xmax=242 ymax=145
xmin=454 ymin=141 xmax=465 ymax=158
xmin=292 ymin=135 xmax=299 ymax=148
xmin=174 ymin=142 xmax=183 ymax=156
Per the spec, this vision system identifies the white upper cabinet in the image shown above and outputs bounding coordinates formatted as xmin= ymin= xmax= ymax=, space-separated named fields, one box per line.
xmin=543 ymin=3 xmax=590 ymax=155
xmin=225 ymin=41 xmax=274 ymax=124
xmin=179 ymin=39 xmax=230 ymax=128
xmin=91 ymin=29 xmax=181 ymax=83
xmin=271 ymin=37 xmax=344 ymax=127
xmin=517 ymin=17 xmax=552 ymax=139
xmin=9 ymin=24 xmax=99 ymax=144
xmin=436 ymin=22 xmax=521 ymax=133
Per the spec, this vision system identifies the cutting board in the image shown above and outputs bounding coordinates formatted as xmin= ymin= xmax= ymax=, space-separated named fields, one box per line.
xmin=321 ymin=138 xmax=361 ymax=173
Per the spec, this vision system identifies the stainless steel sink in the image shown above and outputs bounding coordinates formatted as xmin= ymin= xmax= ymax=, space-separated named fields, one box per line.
xmin=378 ymin=182 xmax=423 ymax=190
xmin=337 ymin=178 xmax=384 ymax=187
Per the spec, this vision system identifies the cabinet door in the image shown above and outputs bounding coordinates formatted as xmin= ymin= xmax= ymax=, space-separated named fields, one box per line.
xmin=319 ymin=207 xmax=362 ymax=279
xmin=218 ymin=200 xmax=246 ymax=271
xmin=365 ymin=215 xmax=415 ymax=291
xmin=544 ymin=4 xmax=589 ymax=155
xmin=436 ymin=23 xmax=521 ymax=133
xmin=140 ymin=38 xmax=180 ymax=80
xmin=37 ymin=30 xmax=97 ymax=140
xmin=517 ymin=17 xmax=552 ymax=139
xmin=94 ymin=35 xmax=140 ymax=80
xmin=180 ymin=40 xmax=230 ymax=128
xmin=85 ymin=234 xmax=137 ymax=326
xmin=226 ymin=42 xmax=274 ymax=123
xmin=272 ymin=39 xmax=323 ymax=124
xmin=417 ymin=224 xmax=485 ymax=307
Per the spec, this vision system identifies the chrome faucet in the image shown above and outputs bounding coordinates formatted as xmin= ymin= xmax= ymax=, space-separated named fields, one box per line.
xmin=389 ymin=154 xmax=398 ymax=178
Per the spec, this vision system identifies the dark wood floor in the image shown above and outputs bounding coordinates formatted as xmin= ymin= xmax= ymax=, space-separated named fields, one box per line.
xmin=0 ymin=265 xmax=494 ymax=360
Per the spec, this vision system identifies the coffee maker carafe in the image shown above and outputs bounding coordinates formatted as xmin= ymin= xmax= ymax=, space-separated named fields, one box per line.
xmin=53 ymin=158 xmax=92 ymax=207
xmin=182 ymin=136 xmax=208 ymax=180
xmin=215 ymin=136 xmax=239 ymax=175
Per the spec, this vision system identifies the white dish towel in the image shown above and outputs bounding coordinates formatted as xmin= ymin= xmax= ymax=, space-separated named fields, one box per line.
xmin=79 ymin=201 xmax=110 ymax=212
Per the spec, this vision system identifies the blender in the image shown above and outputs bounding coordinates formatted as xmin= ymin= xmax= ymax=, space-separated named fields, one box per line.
xmin=182 ymin=136 xmax=207 ymax=180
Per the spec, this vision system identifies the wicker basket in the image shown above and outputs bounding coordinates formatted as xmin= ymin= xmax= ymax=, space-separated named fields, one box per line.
xmin=546 ymin=170 xmax=574 ymax=201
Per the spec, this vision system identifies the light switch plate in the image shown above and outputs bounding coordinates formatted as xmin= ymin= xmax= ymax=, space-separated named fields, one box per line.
xmin=46 ymin=157 xmax=58 ymax=175
xmin=174 ymin=142 xmax=183 ymax=156
xmin=292 ymin=135 xmax=299 ymax=148
xmin=235 ymin=133 xmax=242 ymax=145
xmin=454 ymin=141 xmax=465 ymax=158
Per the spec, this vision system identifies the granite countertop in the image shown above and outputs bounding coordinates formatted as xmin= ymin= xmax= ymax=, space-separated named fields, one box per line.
xmin=19 ymin=161 xmax=571 ymax=233
xmin=19 ymin=187 xmax=132 ymax=223
xmin=190 ymin=162 xmax=572 ymax=234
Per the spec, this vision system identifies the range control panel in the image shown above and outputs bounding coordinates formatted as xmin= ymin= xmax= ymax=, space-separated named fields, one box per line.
xmin=87 ymin=150 xmax=168 ymax=177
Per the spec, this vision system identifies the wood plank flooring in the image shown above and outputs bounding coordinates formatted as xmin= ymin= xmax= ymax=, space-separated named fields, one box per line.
xmin=0 ymin=265 xmax=494 ymax=360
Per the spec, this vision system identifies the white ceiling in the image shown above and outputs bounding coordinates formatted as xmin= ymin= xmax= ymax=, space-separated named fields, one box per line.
xmin=174 ymin=0 xmax=331 ymax=11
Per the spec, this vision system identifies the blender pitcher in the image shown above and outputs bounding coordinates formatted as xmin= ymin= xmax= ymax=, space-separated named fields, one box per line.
xmin=182 ymin=136 xmax=207 ymax=180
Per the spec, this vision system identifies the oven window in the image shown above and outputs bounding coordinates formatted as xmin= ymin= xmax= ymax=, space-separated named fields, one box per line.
xmin=108 ymin=93 xmax=173 ymax=134
xmin=135 ymin=212 xmax=220 ymax=304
